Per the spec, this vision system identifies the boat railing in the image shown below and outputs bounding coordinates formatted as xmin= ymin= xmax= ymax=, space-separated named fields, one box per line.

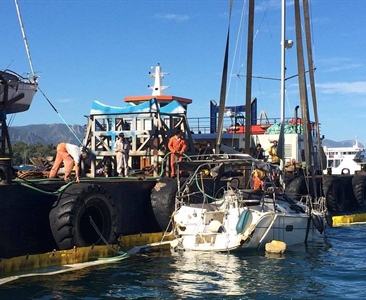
xmin=187 ymin=115 xmax=311 ymax=135
xmin=187 ymin=115 xmax=270 ymax=134
xmin=187 ymin=116 xmax=218 ymax=134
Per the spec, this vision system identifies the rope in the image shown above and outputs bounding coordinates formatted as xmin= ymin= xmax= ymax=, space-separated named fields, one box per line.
xmin=72 ymin=184 xmax=124 ymax=254
xmin=88 ymin=216 xmax=120 ymax=254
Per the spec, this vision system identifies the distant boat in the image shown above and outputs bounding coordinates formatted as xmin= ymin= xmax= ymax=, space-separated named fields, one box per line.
xmin=13 ymin=165 xmax=38 ymax=171
xmin=323 ymin=138 xmax=365 ymax=175
xmin=0 ymin=69 xmax=38 ymax=114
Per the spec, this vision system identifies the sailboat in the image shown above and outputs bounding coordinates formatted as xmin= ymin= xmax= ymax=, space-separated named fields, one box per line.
xmin=1 ymin=0 xmax=38 ymax=114
xmin=168 ymin=0 xmax=327 ymax=252
xmin=0 ymin=69 xmax=38 ymax=114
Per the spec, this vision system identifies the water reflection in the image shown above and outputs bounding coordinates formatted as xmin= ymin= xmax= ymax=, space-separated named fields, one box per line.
xmin=169 ymin=251 xmax=247 ymax=297
xmin=2 ymin=228 xmax=366 ymax=299
xmin=167 ymin=242 xmax=331 ymax=299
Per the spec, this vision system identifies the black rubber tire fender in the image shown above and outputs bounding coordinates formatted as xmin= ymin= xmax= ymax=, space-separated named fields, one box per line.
xmin=323 ymin=177 xmax=346 ymax=212
xmin=150 ymin=177 xmax=177 ymax=231
xmin=311 ymin=213 xmax=325 ymax=234
xmin=342 ymin=175 xmax=358 ymax=210
xmin=284 ymin=175 xmax=308 ymax=201
xmin=49 ymin=184 xmax=119 ymax=250
xmin=352 ymin=175 xmax=366 ymax=207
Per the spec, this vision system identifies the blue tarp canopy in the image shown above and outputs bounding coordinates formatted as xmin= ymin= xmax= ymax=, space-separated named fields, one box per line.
xmin=160 ymin=101 xmax=186 ymax=114
xmin=90 ymin=99 xmax=186 ymax=116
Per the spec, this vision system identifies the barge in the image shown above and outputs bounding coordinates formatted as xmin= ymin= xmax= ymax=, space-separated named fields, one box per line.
xmin=0 ymin=65 xmax=193 ymax=276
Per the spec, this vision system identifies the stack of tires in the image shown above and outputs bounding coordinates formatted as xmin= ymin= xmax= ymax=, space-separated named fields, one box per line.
xmin=351 ymin=174 xmax=366 ymax=209
xmin=285 ymin=174 xmax=366 ymax=214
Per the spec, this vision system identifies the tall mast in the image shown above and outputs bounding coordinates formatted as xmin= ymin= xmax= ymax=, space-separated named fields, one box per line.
xmin=14 ymin=0 xmax=36 ymax=81
xmin=277 ymin=0 xmax=287 ymax=166
xmin=244 ymin=0 xmax=255 ymax=155
xmin=303 ymin=0 xmax=323 ymax=172
xmin=294 ymin=0 xmax=313 ymax=173
xmin=278 ymin=0 xmax=293 ymax=165
xmin=280 ymin=0 xmax=286 ymax=126
xmin=215 ymin=0 xmax=233 ymax=153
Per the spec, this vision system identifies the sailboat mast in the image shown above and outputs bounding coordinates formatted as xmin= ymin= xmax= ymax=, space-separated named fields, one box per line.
xmin=14 ymin=0 xmax=35 ymax=80
xmin=276 ymin=0 xmax=287 ymax=167
xmin=244 ymin=0 xmax=255 ymax=154
xmin=294 ymin=0 xmax=314 ymax=172
xmin=280 ymin=0 xmax=286 ymax=125
xmin=215 ymin=1 xmax=233 ymax=153
xmin=303 ymin=0 xmax=323 ymax=172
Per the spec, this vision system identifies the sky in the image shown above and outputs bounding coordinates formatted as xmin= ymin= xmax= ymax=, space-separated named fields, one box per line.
xmin=1 ymin=0 xmax=366 ymax=144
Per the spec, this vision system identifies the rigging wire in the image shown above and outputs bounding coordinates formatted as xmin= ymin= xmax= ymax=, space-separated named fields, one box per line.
xmin=225 ymin=0 xmax=272 ymax=148
xmin=234 ymin=2 xmax=270 ymax=79
xmin=226 ymin=0 xmax=247 ymax=148
xmin=307 ymin=0 xmax=317 ymax=69
xmin=215 ymin=0 xmax=233 ymax=153
xmin=38 ymin=87 xmax=83 ymax=145
xmin=14 ymin=0 xmax=82 ymax=146
xmin=227 ymin=0 xmax=246 ymax=97
xmin=7 ymin=114 xmax=16 ymax=127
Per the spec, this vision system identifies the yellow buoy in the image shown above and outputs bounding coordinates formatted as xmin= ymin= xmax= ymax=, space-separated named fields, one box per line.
xmin=265 ymin=240 xmax=286 ymax=254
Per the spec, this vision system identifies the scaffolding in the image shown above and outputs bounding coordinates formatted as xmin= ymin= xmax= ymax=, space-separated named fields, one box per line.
xmin=83 ymin=98 xmax=195 ymax=177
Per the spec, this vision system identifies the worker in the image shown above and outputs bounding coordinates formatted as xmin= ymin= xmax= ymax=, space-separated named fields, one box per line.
xmin=114 ymin=132 xmax=130 ymax=177
xmin=49 ymin=143 xmax=89 ymax=183
xmin=168 ymin=129 xmax=187 ymax=178
xmin=268 ymin=140 xmax=280 ymax=165
xmin=252 ymin=143 xmax=265 ymax=159
xmin=252 ymin=169 xmax=265 ymax=191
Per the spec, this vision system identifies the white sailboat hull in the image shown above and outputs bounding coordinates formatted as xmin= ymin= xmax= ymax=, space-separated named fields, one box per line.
xmin=173 ymin=200 xmax=324 ymax=252
xmin=0 ymin=70 xmax=38 ymax=114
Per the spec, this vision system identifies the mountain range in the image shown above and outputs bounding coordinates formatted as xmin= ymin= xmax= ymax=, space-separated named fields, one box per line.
xmin=9 ymin=124 xmax=85 ymax=146
xmin=8 ymin=123 xmax=361 ymax=148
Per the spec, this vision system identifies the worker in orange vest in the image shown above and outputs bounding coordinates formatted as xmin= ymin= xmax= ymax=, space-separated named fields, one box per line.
xmin=252 ymin=169 xmax=265 ymax=191
xmin=168 ymin=129 xmax=187 ymax=178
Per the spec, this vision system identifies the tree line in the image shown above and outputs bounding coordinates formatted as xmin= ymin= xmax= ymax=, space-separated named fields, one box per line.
xmin=12 ymin=142 xmax=57 ymax=166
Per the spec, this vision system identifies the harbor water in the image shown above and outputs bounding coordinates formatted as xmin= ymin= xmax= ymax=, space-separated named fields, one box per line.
xmin=1 ymin=225 xmax=366 ymax=299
